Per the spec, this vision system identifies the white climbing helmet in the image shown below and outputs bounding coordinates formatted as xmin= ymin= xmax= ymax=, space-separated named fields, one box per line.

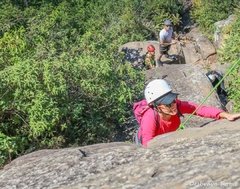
xmin=144 ymin=79 xmax=178 ymax=105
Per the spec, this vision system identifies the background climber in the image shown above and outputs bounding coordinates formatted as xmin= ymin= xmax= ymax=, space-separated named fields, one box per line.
xmin=158 ymin=19 xmax=177 ymax=65
xmin=144 ymin=45 xmax=156 ymax=69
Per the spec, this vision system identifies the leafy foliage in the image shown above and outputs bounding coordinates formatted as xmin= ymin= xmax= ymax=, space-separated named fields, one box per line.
xmin=191 ymin=1 xmax=240 ymax=112
xmin=218 ymin=8 xmax=240 ymax=112
xmin=191 ymin=0 xmax=239 ymax=39
xmin=0 ymin=0 xmax=183 ymax=166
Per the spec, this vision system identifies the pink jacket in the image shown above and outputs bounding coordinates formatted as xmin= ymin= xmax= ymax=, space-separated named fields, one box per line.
xmin=133 ymin=99 xmax=224 ymax=147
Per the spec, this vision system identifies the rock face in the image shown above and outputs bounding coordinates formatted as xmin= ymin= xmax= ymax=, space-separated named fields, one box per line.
xmin=214 ymin=15 xmax=236 ymax=49
xmin=1 ymin=119 xmax=240 ymax=189
xmin=186 ymin=28 xmax=216 ymax=61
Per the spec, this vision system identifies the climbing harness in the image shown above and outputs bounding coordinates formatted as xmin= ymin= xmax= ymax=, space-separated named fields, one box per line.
xmin=178 ymin=59 xmax=240 ymax=130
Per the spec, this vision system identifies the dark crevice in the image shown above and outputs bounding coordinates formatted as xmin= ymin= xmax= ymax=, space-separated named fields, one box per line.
xmin=206 ymin=71 xmax=228 ymax=110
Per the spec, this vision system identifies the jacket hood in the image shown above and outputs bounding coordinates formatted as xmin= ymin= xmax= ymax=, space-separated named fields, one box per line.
xmin=133 ymin=99 xmax=150 ymax=124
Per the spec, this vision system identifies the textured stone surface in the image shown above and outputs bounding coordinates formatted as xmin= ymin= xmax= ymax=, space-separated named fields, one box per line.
xmin=0 ymin=143 xmax=144 ymax=189
xmin=186 ymin=28 xmax=216 ymax=60
xmin=214 ymin=15 xmax=236 ymax=49
xmin=181 ymin=42 xmax=201 ymax=64
xmin=1 ymin=120 xmax=240 ymax=189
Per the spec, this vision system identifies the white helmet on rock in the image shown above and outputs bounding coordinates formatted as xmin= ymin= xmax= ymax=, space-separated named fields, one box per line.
xmin=144 ymin=79 xmax=178 ymax=105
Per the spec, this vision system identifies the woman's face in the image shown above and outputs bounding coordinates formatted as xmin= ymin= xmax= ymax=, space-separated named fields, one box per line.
xmin=158 ymin=100 xmax=177 ymax=116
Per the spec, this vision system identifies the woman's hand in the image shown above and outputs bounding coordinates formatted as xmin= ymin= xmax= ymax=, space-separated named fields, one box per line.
xmin=219 ymin=112 xmax=240 ymax=121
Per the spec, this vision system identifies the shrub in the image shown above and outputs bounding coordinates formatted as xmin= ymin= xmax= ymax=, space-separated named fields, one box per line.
xmin=218 ymin=8 xmax=240 ymax=112
xmin=191 ymin=0 xmax=239 ymax=39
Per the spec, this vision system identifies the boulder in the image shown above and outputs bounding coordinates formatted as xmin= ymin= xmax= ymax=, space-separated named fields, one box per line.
xmin=186 ymin=28 xmax=216 ymax=60
xmin=181 ymin=42 xmax=201 ymax=64
xmin=214 ymin=15 xmax=236 ymax=49
xmin=1 ymin=119 xmax=240 ymax=189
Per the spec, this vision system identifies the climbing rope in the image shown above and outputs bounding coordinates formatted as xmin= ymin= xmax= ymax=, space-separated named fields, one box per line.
xmin=178 ymin=59 xmax=240 ymax=130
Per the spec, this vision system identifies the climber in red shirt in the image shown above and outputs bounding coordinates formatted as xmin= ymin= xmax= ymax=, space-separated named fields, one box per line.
xmin=133 ymin=79 xmax=240 ymax=147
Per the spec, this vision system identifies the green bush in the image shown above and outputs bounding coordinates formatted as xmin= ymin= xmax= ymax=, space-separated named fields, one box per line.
xmin=191 ymin=0 xmax=239 ymax=39
xmin=218 ymin=8 xmax=240 ymax=112
xmin=0 ymin=132 xmax=28 ymax=167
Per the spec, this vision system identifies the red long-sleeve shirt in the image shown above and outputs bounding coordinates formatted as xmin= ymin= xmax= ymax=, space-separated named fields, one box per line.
xmin=133 ymin=99 xmax=224 ymax=147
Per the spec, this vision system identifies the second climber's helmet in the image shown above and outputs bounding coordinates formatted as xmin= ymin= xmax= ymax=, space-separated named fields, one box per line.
xmin=147 ymin=45 xmax=155 ymax=52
